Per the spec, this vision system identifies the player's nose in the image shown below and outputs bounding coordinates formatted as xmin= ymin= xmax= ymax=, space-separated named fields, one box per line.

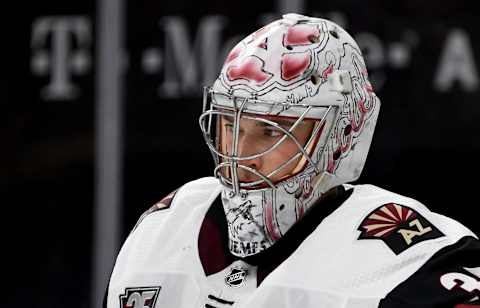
xmin=236 ymin=135 xmax=263 ymax=182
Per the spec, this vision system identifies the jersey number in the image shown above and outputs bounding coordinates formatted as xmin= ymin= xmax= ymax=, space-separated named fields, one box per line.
xmin=125 ymin=291 xmax=156 ymax=308
xmin=119 ymin=287 xmax=161 ymax=308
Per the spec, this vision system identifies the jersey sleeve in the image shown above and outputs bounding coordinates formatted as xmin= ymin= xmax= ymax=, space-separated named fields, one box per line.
xmin=380 ymin=235 xmax=480 ymax=308
xmin=104 ymin=187 xmax=180 ymax=307
xmin=131 ymin=188 xmax=180 ymax=232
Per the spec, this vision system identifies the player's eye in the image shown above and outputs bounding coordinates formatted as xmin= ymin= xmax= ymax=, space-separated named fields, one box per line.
xmin=221 ymin=115 xmax=235 ymax=132
xmin=264 ymin=127 xmax=286 ymax=138
xmin=224 ymin=123 xmax=234 ymax=133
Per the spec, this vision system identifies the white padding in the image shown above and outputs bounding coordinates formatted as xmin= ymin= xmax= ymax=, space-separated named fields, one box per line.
xmin=328 ymin=70 xmax=353 ymax=94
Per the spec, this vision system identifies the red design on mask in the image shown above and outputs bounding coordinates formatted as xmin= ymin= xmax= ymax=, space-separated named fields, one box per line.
xmin=265 ymin=202 xmax=281 ymax=241
xmin=281 ymin=52 xmax=311 ymax=80
xmin=225 ymin=44 xmax=244 ymax=64
xmin=283 ymin=24 xmax=320 ymax=46
xmin=227 ymin=56 xmax=272 ymax=84
xmin=257 ymin=38 xmax=267 ymax=49
xmin=322 ymin=63 xmax=334 ymax=79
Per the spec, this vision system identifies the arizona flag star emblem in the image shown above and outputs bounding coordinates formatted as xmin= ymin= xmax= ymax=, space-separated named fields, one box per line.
xmin=358 ymin=203 xmax=444 ymax=254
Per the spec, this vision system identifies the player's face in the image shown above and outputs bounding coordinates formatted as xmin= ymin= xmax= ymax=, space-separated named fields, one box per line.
xmin=220 ymin=115 xmax=314 ymax=183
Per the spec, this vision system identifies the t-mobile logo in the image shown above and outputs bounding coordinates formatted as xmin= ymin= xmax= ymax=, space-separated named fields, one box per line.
xmin=31 ymin=16 xmax=91 ymax=100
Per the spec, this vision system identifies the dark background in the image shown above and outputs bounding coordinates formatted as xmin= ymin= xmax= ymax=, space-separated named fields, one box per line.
xmin=3 ymin=0 xmax=479 ymax=307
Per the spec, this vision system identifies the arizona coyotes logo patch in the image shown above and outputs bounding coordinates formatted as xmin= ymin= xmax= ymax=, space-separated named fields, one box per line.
xmin=358 ymin=203 xmax=444 ymax=254
xmin=119 ymin=286 xmax=161 ymax=308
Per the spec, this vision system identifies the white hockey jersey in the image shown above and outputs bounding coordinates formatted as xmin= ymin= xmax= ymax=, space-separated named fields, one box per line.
xmin=106 ymin=177 xmax=480 ymax=308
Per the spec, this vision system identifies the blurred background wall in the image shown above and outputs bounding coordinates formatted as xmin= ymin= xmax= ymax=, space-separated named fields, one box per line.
xmin=3 ymin=0 xmax=479 ymax=307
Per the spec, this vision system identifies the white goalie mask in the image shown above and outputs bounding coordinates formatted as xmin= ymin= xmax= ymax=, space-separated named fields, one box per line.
xmin=199 ymin=14 xmax=381 ymax=257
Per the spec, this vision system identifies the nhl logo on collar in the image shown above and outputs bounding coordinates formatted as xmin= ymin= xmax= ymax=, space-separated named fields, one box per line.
xmin=119 ymin=286 xmax=161 ymax=308
xmin=358 ymin=203 xmax=444 ymax=254
xmin=225 ymin=266 xmax=248 ymax=287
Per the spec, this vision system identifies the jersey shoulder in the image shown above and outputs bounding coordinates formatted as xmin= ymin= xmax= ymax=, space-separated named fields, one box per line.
xmin=132 ymin=176 xmax=221 ymax=231
xmin=265 ymin=184 xmax=478 ymax=299
xmin=349 ymin=186 xmax=480 ymax=306
xmin=350 ymin=184 xmax=477 ymax=250
xmin=107 ymin=177 xmax=221 ymax=308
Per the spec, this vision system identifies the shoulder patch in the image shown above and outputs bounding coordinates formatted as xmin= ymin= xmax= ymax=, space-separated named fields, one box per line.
xmin=358 ymin=203 xmax=444 ymax=254
xmin=132 ymin=189 xmax=179 ymax=231
xmin=153 ymin=189 xmax=178 ymax=210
